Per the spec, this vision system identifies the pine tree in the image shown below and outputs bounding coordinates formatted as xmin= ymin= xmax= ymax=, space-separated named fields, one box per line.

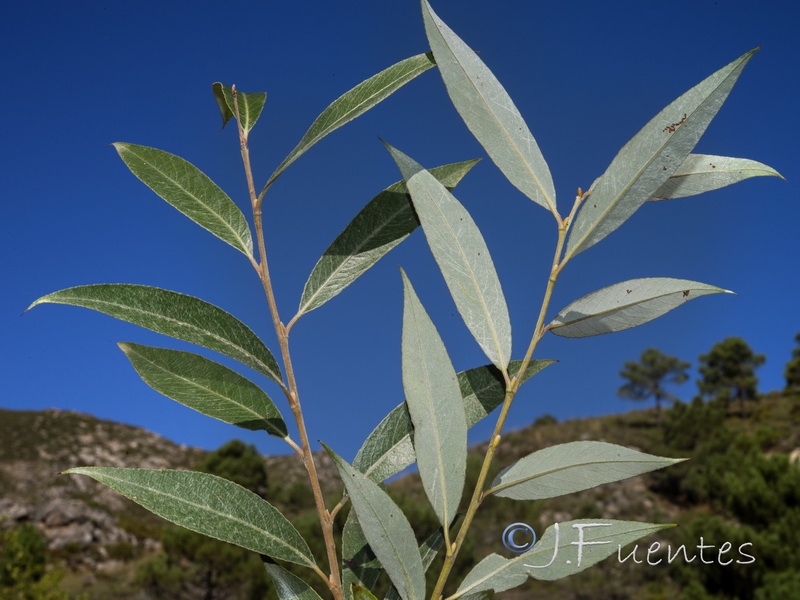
xmin=698 ymin=337 xmax=765 ymax=417
xmin=784 ymin=332 xmax=800 ymax=394
xmin=618 ymin=348 xmax=690 ymax=427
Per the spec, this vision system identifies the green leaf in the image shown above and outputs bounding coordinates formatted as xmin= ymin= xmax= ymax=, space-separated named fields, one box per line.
xmin=401 ymin=270 xmax=466 ymax=529
xmin=455 ymin=519 xmax=671 ymax=596
xmin=324 ymin=445 xmax=425 ymax=600
xmin=64 ymin=467 xmax=314 ymax=567
xmin=113 ymin=143 xmax=253 ymax=257
xmin=421 ymin=0 xmax=555 ymax=213
xmin=264 ymin=562 xmax=324 ymax=600
xmin=298 ymin=160 xmax=479 ymax=317
xmin=649 ymin=153 xmax=783 ymax=201
xmin=212 ymin=83 xmax=235 ymax=129
xmin=352 ymin=585 xmax=380 ymax=600
xmin=211 ymin=83 xmax=266 ymax=135
xmin=342 ymin=510 xmax=382 ymax=599
xmin=384 ymin=143 xmax=511 ymax=370
xmin=565 ymin=48 xmax=758 ymax=260
xmin=28 ymin=284 xmax=283 ymax=384
xmin=118 ymin=342 xmax=286 ymax=437
xmin=385 ymin=527 xmax=447 ymax=600
xmin=265 ymin=53 xmax=436 ymax=191
xmin=353 ymin=360 xmax=554 ymax=482
xmin=548 ymin=278 xmax=731 ymax=338
xmin=487 ymin=441 xmax=684 ymax=500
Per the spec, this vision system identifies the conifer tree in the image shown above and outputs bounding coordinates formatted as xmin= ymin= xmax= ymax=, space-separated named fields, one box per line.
xmin=784 ymin=333 xmax=800 ymax=393
xmin=698 ymin=337 xmax=765 ymax=417
xmin=618 ymin=348 xmax=690 ymax=427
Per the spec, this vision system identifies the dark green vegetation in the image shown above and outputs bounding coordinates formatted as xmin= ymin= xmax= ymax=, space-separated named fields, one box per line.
xmin=2 ymin=335 xmax=799 ymax=599
xmin=618 ymin=348 xmax=690 ymax=427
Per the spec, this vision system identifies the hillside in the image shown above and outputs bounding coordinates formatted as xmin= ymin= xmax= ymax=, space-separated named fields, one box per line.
xmin=1 ymin=394 xmax=798 ymax=599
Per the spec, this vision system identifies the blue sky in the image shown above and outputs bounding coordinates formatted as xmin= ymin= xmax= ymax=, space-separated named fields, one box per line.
xmin=4 ymin=1 xmax=798 ymax=462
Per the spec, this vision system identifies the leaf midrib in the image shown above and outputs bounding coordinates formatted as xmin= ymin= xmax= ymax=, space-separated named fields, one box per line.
xmin=550 ymin=286 xmax=714 ymax=331
xmin=124 ymin=345 xmax=281 ymax=436
xmin=488 ymin=458 xmax=676 ymax=496
xmin=300 ymin=187 xmax=409 ymax=314
xmin=430 ymin=10 xmax=554 ymax=213
xmin=74 ymin=469 xmax=312 ymax=566
xmin=423 ymin=180 xmax=507 ymax=367
xmin=407 ymin=296 xmax=451 ymax=526
xmin=272 ymin=56 xmax=433 ymax=185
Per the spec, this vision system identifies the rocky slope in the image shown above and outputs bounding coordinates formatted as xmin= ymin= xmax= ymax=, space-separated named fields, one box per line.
xmin=0 ymin=408 xmax=338 ymax=569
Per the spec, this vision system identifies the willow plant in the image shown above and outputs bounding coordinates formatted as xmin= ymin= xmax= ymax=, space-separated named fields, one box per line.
xmin=28 ymin=2 xmax=780 ymax=599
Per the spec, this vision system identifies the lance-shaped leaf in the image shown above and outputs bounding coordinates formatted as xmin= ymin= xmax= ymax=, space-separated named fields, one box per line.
xmin=385 ymin=143 xmax=511 ymax=370
xmin=298 ymin=159 xmax=479 ymax=317
xmin=64 ymin=468 xmax=314 ymax=567
xmin=455 ymin=519 xmax=671 ymax=596
xmin=649 ymin=153 xmax=783 ymax=201
xmin=487 ymin=441 xmax=684 ymax=500
xmin=342 ymin=510 xmax=382 ymax=599
xmin=324 ymin=445 xmax=425 ymax=600
xmin=421 ymin=0 xmax=555 ymax=212
xmin=565 ymin=48 xmax=758 ymax=260
xmin=113 ymin=143 xmax=253 ymax=257
xmin=265 ymin=53 xmax=436 ymax=191
xmin=212 ymin=83 xmax=267 ymax=135
xmin=118 ymin=342 xmax=286 ymax=437
xmin=401 ymin=270 xmax=466 ymax=529
xmin=385 ymin=527 xmax=447 ymax=600
xmin=264 ymin=562 xmax=325 ymax=600
xmin=28 ymin=284 xmax=282 ymax=383
xmin=548 ymin=278 xmax=731 ymax=338
xmin=353 ymin=360 xmax=554 ymax=483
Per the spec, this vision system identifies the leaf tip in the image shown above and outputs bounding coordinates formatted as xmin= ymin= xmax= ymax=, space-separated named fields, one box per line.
xmin=24 ymin=295 xmax=49 ymax=314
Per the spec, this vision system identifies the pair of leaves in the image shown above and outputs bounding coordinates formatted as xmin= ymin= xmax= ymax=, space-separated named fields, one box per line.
xmin=212 ymin=83 xmax=266 ymax=135
xmin=564 ymin=48 xmax=759 ymax=259
xmin=27 ymin=284 xmax=287 ymax=437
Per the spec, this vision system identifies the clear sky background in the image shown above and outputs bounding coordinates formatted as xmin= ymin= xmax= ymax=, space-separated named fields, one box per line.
xmin=4 ymin=1 xmax=798 ymax=462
